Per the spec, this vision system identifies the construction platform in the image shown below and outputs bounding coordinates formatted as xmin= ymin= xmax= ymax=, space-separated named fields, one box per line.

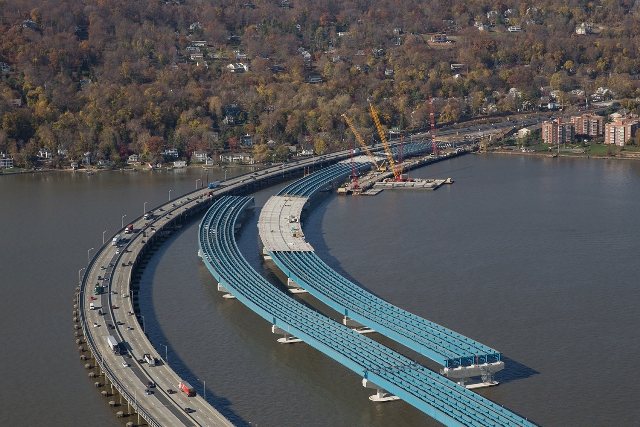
xmin=373 ymin=178 xmax=452 ymax=190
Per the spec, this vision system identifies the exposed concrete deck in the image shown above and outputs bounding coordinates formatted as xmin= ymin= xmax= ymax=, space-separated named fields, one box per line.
xmin=258 ymin=196 xmax=313 ymax=252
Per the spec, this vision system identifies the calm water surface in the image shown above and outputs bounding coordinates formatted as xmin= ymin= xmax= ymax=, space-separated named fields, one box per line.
xmin=1 ymin=156 xmax=639 ymax=426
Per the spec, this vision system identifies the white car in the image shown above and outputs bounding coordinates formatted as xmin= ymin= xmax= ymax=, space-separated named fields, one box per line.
xmin=115 ymin=249 xmax=120 ymax=254
xmin=122 ymin=361 xmax=129 ymax=367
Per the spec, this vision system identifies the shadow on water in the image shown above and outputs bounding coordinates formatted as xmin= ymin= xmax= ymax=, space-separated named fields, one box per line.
xmin=494 ymin=356 xmax=539 ymax=384
xmin=299 ymin=191 xmax=390 ymax=300
xmin=301 ymin=191 xmax=541 ymax=387
xmin=137 ymin=224 xmax=250 ymax=427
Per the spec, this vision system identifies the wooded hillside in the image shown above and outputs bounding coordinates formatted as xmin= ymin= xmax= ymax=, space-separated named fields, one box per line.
xmin=1 ymin=0 xmax=640 ymax=167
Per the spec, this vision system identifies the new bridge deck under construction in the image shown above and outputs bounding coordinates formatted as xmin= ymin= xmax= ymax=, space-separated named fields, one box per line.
xmin=260 ymin=159 xmax=502 ymax=369
xmin=200 ymin=195 xmax=536 ymax=427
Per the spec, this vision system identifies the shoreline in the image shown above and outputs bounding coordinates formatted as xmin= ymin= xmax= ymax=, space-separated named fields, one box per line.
xmin=486 ymin=150 xmax=640 ymax=161
xmin=0 ymin=163 xmax=264 ymax=176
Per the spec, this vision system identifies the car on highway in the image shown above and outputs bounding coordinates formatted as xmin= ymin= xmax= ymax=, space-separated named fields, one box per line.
xmin=145 ymin=389 xmax=153 ymax=395
xmin=122 ymin=361 xmax=129 ymax=367
xmin=167 ymin=389 xmax=175 ymax=394
xmin=147 ymin=381 xmax=156 ymax=388
xmin=183 ymin=407 xmax=193 ymax=413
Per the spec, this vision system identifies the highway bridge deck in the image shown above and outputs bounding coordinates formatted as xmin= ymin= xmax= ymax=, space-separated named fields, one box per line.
xmin=260 ymin=150 xmax=501 ymax=368
xmin=200 ymin=196 xmax=536 ymax=427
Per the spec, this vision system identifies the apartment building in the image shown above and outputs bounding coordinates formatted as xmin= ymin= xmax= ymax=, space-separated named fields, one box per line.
xmin=542 ymin=118 xmax=575 ymax=145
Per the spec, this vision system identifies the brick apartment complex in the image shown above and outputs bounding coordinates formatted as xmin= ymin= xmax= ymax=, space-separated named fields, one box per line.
xmin=542 ymin=118 xmax=575 ymax=145
xmin=571 ymin=113 xmax=604 ymax=136
xmin=604 ymin=119 xmax=639 ymax=146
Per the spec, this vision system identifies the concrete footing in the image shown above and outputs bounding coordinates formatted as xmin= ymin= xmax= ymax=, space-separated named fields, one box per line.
xmin=217 ymin=283 xmax=236 ymax=299
xmin=362 ymin=378 xmax=399 ymax=402
xmin=272 ymin=325 xmax=302 ymax=343
xmin=343 ymin=317 xmax=375 ymax=334
xmin=286 ymin=278 xmax=307 ymax=294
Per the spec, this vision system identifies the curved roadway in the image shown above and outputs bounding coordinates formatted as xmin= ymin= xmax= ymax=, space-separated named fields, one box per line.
xmin=200 ymin=196 xmax=536 ymax=427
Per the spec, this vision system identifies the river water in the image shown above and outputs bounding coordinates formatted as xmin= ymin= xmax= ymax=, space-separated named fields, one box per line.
xmin=1 ymin=155 xmax=639 ymax=426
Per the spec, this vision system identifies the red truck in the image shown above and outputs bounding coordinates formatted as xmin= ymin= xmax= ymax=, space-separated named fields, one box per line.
xmin=125 ymin=224 xmax=134 ymax=234
xmin=179 ymin=381 xmax=196 ymax=397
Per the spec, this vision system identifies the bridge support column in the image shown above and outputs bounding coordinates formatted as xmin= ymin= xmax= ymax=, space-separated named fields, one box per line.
xmin=343 ymin=317 xmax=375 ymax=334
xmin=362 ymin=378 xmax=400 ymax=402
xmin=217 ymin=283 xmax=236 ymax=299
xmin=271 ymin=325 xmax=302 ymax=344
xmin=262 ymin=247 xmax=272 ymax=261
xmin=286 ymin=278 xmax=307 ymax=294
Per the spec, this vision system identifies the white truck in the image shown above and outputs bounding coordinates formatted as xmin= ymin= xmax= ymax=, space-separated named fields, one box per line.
xmin=143 ymin=353 xmax=156 ymax=366
xmin=107 ymin=335 xmax=119 ymax=354
xmin=112 ymin=234 xmax=121 ymax=246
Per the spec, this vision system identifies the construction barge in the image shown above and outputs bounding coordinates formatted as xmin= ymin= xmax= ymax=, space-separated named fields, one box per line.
xmin=338 ymin=148 xmax=467 ymax=195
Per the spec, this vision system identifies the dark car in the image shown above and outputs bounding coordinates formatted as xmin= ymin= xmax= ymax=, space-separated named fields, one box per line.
xmin=183 ymin=407 xmax=193 ymax=413
xmin=145 ymin=389 xmax=152 ymax=395
xmin=166 ymin=389 xmax=175 ymax=394
xmin=147 ymin=381 xmax=156 ymax=388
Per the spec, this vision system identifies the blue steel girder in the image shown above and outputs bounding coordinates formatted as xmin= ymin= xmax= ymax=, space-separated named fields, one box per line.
xmin=268 ymin=250 xmax=501 ymax=368
xmin=198 ymin=196 xmax=537 ymax=427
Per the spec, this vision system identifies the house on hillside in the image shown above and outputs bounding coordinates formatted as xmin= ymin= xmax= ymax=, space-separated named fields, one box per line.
xmin=82 ymin=152 xmax=92 ymax=165
xmin=127 ymin=154 xmax=140 ymax=165
xmin=163 ymin=148 xmax=179 ymax=158
xmin=38 ymin=148 xmax=52 ymax=160
xmin=220 ymin=153 xmax=254 ymax=164
xmin=227 ymin=63 xmax=248 ymax=73
xmin=0 ymin=153 xmax=14 ymax=168
xmin=240 ymin=135 xmax=253 ymax=146
xmin=191 ymin=151 xmax=210 ymax=163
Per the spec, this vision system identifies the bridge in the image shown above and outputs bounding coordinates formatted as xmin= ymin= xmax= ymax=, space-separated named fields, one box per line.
xmin=76 ymin=151 xmax=369 ymax=426
xmin=199 ymin=195 xmax=537 ymax=427
xmin=260 ymin=160 xmax=504 ymax=382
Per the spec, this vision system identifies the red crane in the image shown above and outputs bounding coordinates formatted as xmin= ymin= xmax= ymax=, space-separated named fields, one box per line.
xmin=429 ymin=96 xmax=437 ymax=156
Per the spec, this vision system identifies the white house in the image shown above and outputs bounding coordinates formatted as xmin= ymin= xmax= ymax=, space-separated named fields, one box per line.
xmin=0 ymin=153 xmax=14 ymax=168
xmin=191 ymin=151 xmax=210 ymax=163
xmin=219 ymin=153 xmax=255 ymax=164
xmin=227 ymin=63 xmax=249 ymax=73
xmin=127 ymin=154 xmax=140 ymax=164
xmin=38 ymin=148 xmax=52 ymax=160
xmin=173 ymin=160 xmax=187 ymax=168
xmin=163 ymin=148 xmax=179 ymax=158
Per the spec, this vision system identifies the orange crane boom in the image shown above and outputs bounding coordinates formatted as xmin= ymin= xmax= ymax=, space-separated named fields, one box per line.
xmin=370 ymin=104 xmax=401 ymax=180
xmin=341 ymin=114 xmax=379 ymax=170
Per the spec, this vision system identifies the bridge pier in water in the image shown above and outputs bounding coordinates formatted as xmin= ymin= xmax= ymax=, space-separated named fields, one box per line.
xmin=362 ymin=378 xmax=400 ymax=402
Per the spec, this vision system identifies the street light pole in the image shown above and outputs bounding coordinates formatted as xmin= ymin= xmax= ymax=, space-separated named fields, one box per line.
xmin=141 ymin=315 xmax=145 ymax=333
xmin=103 ymin=230 xmax=107 ymax=245
xmin=79 ymin=267 xmax=85 ymax=285
xmin=198 ymin=378 xmax=205 ymax=401
xmin=121 ymin=215 xmax=127 ymax=229
xmin=168 ymin=190 xmax=172 ymax=201
xmin=87 ymin=248 xmax=94 ymax=264
xmin=224 ymin=169 xmax=228 ymax=181
xmin=161 ymin=344 xmax=168 ymax=364
xmin=196 ymin=179 xmax=200 ymax=189
xmin=143 ymin=202 xmax=148 ymax=215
